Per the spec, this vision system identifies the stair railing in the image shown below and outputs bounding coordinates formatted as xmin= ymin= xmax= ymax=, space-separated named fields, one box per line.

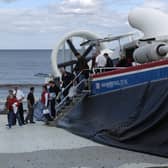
xmin=56 ymin=71 xmax=87 ymax=112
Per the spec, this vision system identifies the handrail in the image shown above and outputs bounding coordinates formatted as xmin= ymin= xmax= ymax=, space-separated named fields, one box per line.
xmin=59 ymin=67 xmax=124 ymax=96
xmin=61 ymin=71 xmax=83 ymax=96
xmin=81 ymin=67 xmax=126 ymax=75
xmin=56 ymin=66 xmax=123 ymax=112
xmin=56 ymin=76 xmax=86 ymax=112
xmin=87 ymin=67 xmax=127 ymax=75
xmin=92 ymin=67 xmax=126 ymax=70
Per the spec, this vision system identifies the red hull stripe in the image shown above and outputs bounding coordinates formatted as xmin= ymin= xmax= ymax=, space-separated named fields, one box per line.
xmin=91 ymin=60 xmax=168 ymax=79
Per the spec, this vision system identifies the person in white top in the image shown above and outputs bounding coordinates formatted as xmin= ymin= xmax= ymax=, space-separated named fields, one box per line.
xmin=95 ymin=54 xmax=107 ymax=72
xmin=16 ymin=89 xmax=24 ymax=102
xmin=41 ymin=85 xmax=53 ymax=123
xmin=14 ymin=87 xmax=25 ymax=125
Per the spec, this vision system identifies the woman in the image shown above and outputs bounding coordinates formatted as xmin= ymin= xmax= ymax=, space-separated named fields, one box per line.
xmin=6 ymin=90 xmax=21 ymax=128
xmin=41 ymin=85 xmax=53 ymax=123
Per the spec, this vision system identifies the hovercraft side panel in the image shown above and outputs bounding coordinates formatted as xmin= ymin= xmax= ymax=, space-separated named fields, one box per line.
xmin=57 ymin=78 xmax=168 ymax=157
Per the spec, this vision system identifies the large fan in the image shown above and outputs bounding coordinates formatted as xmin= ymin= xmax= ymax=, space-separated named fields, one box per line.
xmin=51 ymin=31 xmax=106 ymax=77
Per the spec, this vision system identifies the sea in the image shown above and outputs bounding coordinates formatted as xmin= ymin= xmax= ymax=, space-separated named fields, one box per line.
xmin=0 ymin=49 xmax=53 ymax=108
xmin=0 ymin=49 xmax=90 ymax=109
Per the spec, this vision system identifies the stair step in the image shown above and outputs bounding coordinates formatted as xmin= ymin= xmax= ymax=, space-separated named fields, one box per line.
xmin=82 ymin=90 xmax=90 ymax=93
xmin=62 ymin=105 xmax=73 ymax=110
xmin=60 ymin=107 xmax=71 ymax=112
xmin=62 ymin=105 xmax=72 ymax=108
xmin=72 ymin=99 xmax=81 ymax=103
xmin=61 ymin=106 xmax=69 ymax=109
xmin=60 ymin=110 xmax=68 ymax=114
xmin=64 ymin=107 xmax=72 ymax=110
xmin=55 ymin=92 xmax=88 ymax=122
xmin=75 ymin=94 xmax=83 ymax=97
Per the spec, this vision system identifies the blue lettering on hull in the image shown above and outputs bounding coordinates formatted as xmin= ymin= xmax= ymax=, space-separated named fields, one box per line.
xmin=91 ymin=67 xmax=168 ymax=95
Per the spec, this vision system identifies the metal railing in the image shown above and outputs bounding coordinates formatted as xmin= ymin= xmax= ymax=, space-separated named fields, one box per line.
xmin=56 ymin=72 xmax=86 ymax=112
xmin=94 ymin=67 xmax=126 ymax=70
xmin=55 ymin=66 xmax=125 ymax=113
xmin=91 ymin=67 xmax=126 ymax=73
xmin=60 ymin=71 xmax=83 ymax=96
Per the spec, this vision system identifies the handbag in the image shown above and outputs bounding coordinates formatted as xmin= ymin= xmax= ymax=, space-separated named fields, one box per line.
xmin=42 ymin=108 xmax=50 ymax=115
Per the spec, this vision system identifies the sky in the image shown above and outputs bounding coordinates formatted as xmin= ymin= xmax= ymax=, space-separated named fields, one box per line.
xmin=0 ymin=0 xmax=168 ymax=49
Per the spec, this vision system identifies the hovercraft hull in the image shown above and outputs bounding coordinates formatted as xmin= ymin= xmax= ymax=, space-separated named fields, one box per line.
xmin=57 ymin=60 xmax=168 ymax=157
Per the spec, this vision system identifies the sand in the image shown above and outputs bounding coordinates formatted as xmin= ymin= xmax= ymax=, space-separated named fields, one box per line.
xmin=0 ymin=115 xmax=168 ymax=168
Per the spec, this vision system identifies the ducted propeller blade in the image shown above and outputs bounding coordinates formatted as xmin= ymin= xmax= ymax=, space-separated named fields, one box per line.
xmin=82 ymin=44 xmax=94 ymax=57
xmin=58 ymin=60 xmax=77 ymax=68
xmin=66 ymin=39 xmax=78 ymax=56
xmin=80 ymin=40 xmax=91 ymax=47
xmin=58 ymin=56 xmax=93 ymax=69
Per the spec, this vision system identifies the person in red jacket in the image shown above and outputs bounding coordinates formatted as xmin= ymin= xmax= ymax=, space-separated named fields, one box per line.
xmin=6 ymin=90 xmax=21 ymax=128
xmin=41 ymin=85 xmax=53 ymax=123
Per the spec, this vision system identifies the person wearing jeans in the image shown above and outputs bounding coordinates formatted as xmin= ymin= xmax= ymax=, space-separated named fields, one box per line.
xmin=25 ymin=87 xmax=35 ymax=124
xmin=48 ymin=81 xmax=60 ymax=118
xmin=7 ymin=110 xmax=14 ymax=128
xmin=6 ymin=90 xmax=21 ymax=128
xmin=41 ymin=85 xmax=53 ymax=123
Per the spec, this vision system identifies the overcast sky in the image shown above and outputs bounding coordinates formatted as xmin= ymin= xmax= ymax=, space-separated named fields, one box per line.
xmin=0 ymin=0 xmax=168 ymax=49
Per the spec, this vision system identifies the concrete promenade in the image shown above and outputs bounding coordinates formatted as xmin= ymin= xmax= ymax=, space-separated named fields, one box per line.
xmin=0 ymin=115 xmax=167 ymax=168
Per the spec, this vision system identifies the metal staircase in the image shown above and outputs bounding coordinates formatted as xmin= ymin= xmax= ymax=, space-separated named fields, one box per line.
xmin=48 ymin=73 xmax=90 ymax=127
xmin=58 ymin=92 xmax=88 ymax=117
xmin=48 ymin=92 xmax=89 ymax=127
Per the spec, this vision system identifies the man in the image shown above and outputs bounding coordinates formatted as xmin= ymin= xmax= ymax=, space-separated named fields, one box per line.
xmin=25 ymin=87 xmax=35 ymax=124
xmin=104 ymin=53 xmax=114 ymax=71
xmin=116 ymin=55 xmax=129 ymax=67
xmin=87 ymin=52 xmax=98 ymax=73
xmin=14 ymin=87 xmax=25 ymax=125
xmin=95 ymin=53 xmax=107 ymax=72
xmin=74 ymin=53 xmax=89 ymax=91
xmin=48 ymin=81 xmax=60 ymax=118
xmin=60 ymin=67 xmax=75 ymax=97
xmin=74 ymin=53 xmax=89 ymax=79
xmin=41 ymin=85 xmax=53 ymax=122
